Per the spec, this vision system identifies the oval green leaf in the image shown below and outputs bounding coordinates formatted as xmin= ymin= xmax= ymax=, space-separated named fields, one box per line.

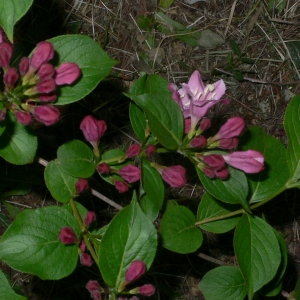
xmin=160 ymin=205 xmax=203 ymax=254
xmin=197 ymin=193 xmax=240 ymax=234
xmin=129 ymin=102 xmax=147 ymax=142
xmin=57 ymin=140 xmax=95 ymax=178
xmin=48 ymin=35 xmax=117 ymax=105
xmin=0 ymin=206 xmax=80 ymax=280
xmin=199 ymin=266 xmax=247 ymax=300
xmin=234 ymin=215 xmax=281 ymax=299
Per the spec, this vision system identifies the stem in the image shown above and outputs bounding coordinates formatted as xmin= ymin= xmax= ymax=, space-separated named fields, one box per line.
xmin=69 ymin=198 xmax=98 ymax=264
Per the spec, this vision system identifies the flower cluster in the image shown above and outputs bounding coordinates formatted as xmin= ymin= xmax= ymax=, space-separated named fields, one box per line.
xmin=0 ymin=30 xmax=80 ymax=126
xmin=169 ymin=70 xmax=264 ymax=179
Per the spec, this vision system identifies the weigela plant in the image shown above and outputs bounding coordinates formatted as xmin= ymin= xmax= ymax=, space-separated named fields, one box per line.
xmin=1 ymin=3 xmax=300 ymax=300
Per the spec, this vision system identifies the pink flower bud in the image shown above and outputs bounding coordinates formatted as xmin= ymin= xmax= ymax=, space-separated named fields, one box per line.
xmin=200 ymin=118 xmax=211 ymax=131
xmin=55 ymin=62 xmax=81 ymax=85
xmin=215 ymin=117 xmax=245 ymax=140
xmin=15 ymin=111 xmax=32 ymax=125
xmin=86 ymin=280 xmax=101 ymax=300
xmin=119 ymin=165 xmax=141 ymax=183
xmin=161 ymin=165 xmax=187 ymax=188
xmin=34 ymin=105 xmax=60 ymax=126
xmin=203 ymin=166 xmax=215 ymax=178
xmin=58 ymin=226 xmax=77 ymax=244
xmin=223 ymin=150 xmax=264 ymax=174
xmin=145 ymin=144 xmax=156 ymax=156
xmin=125 ymin=260 xmax=146 ymax=283
xmin=4 ymin=67 xmax=19 ymax=86
xmin=36 ymin=78 xmax=56 ymax=94
xmin=84 ymin=211 xmax=96 ymax=226
xmin=215 ymin=167 xmax=229 ymax=179
xmin=130 ymin=297 xmax=139 ymax=300
xmin=189 ymin=136 xmax=207 ymax=148
xmin=75 ymin=178 xmax=89 ymax=193
xmin=218 ymin=137 xmax=239 ymax=149
xmin=80 ymin=240 xmax=86 ymax=252
xmin=80 ymin=115 xmax=107 ymax=143
xmin=80 ymin=253 xmax=93 ymax=267
xmin=0 ymin=47 xmax=11 ymax=68
xmin=19 ymin=57 xmax=29 ymax=75
xmin=0 ymin=29 xmax=2 ymax=43
xmin=115 ymin=181 xmax=129 ymax=193
xmin=202 ymin=154 xmax=225 ymax=169
xmin=138 ymin=284 xmax=155 ymax=297
xmin=184 ymin=118 xmax=191 ymax=134
xmin=126 ymin=144 xmax=141 ymax=158
xmin=37 ymin=63 xmax=55 ymax=79
xmin=90 ymin=290 xmax=101 ymax=300
xmin=30 ymin=41 xmax=54 ymax=70
xmin=38 ymin=93 xmax=57 ymax=102
xmin=97 ymin=162 xmax=110 ymax=174
xmin=0 ymin=109 xmax=6 ymax=122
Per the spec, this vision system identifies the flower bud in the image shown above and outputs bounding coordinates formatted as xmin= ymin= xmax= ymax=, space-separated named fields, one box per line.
xmin=218 ymin=137 xmax=239 ymax=149
xmin=80 ymin=253 xmax=93 ymax=267
xmin=30 ymin=41 xmax=54 ymax=70
xmin=145 ymin=144 xmax=156 ymax=156
xmin=58 ymin=226 xmax=77 ymax=244
xmin=0 ymin=109 xmax=6 ymax=122
xmin=126 ymin=144 xmax=141 ymax=158
xmin=215 ymin=167 xmax=229 ymax=179
xmin=200 ymin=118 xmax=211 ymax=131
xmin=125 ymin=260 xmax=146 ymax=283
xmin=54 ymin=62 xmax=81 ymax=85
xmin=38 ymin=93 xmax=57 ymax=102
xmin=80 ymin=240 xmax=86 ymax=252
xmin=138 ymin=284 xmax=155 ymax=296
xmin=189 ymin=136 xmax=206 ymax=148
xmin=202 ymin=166 xmax=215 ymax=178
xmin=75 ymin=178 xmax=89 ymax=193
xmin=90 ymin=291 xmax=101 ymax=300
xmin=161 ymin=165 xmax=186 ymax=188
xmin=80 ymin=115 xmax=107 ymax=143
xmin=15 ymin=111 xmax=32 ymax=125
xmin=213 ymin=117 xmax=245 ymax=141
xmin=0 ymin=47 xmax=11 ymax=68
xmin=86 ymin=280 xmax=101 ymax=300
xmin=84 ymin=211 xmax=96 ymax=226
xmin=97 ymin=162 xmax=110 ymax=174
xmin=4 ymin=67 xmax=19 ymax=86
xmin=34 ymin=105 xmax=60 ymax=126
xmin=19 ymin=57 xmax=30 ymax=75
xmin=119 ymin=165 xmax=141 ymax=183
xmin=115 ymin=181 xmax=129 ymax=193
xmin=202 ymin=154 xmax=225 ymax=169
xmin=36 ymin=78 xmax=56 ymax=94
xmin=37 ymin=63 xmax=55 ymax=79
xmin=184 ymin=118 xmax=191 ymax=134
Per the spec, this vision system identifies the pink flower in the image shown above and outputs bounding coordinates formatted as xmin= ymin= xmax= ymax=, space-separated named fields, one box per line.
xmin=36 ymin=78 xmax=56 ymax=94
xmin=215 ymin=167 xmax=229 ymax=179
xmin=126 ymin=144 xmax=141 ymax=158
xmin=138 ymin=284 xmax=155 ymax=297
xmin=80 ymin=115 xmax=107 ymax=143
xmin=119 ymin=165 xmax=141 ymax=183
xmin=84 ymin=211 xmax=96 ymax=226
xmin=75 ymin=178 xmax=89 ymax=193
xmin=125 ymin=260 xmax=146 ymax=283
xmin=80 ymin=253 xmax=93 ymax=267
xmin=30 ymin=41 xmax=54 ymax=70
xmin=222 ymin=150 xmax=264 ymax=174
xmin=115 ymin=181 xmax=129 ymax=193
xmin=145 ymin=144 xmax=156 ymax=156
xmin=4 ymin=68 xmax=19 ymax=86
xmin=15 ymin=111 xmax=32 ymax=125
xmin=37 ymin=63 xmax=55 ymax=79
xmin=97 ymin=162 xmax=110 ymax=174
xmin=58 ymin=227 xmax=77 ymax=244
xmin=189 ymin=136 xmax=207 ymax=148
xmin=19 ymin=57 xmax=29 ymax=75
xmin=55 ymin=62 xmax=81 ymax=85
xmin=161 ymin=165 xmax=187 ymax=188
xmin=34 ymin=105 xmax=60 ymax=126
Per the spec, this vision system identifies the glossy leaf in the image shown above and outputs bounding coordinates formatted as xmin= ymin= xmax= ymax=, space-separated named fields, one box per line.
xmin=239 ymin=127 xmax=289 ymax=203
xmin=44 ymin=160 xmax=77 ymax=203
xmin=199 ymin=266 xmax=247 ymax=300
xmin=0 ymin=206 xmax=80 ymax=280
xmin=0 ymin=113 xmax=37 ymax=165
xmin=98 ymin=195 xmax=157 ymax=288
xmin=140 ymin=159 xmax=164 ymax=221
xmin=284 ymin=95 xmax=300 ymax=186
xmin=0 ymin=0 xmax=33 ymax=43
xmin=234 ymin=215 xmax=281 ymax=299
xmin=0 ymin=270 xmax=27 ymax=300
xmin=57 ymin=140 xmax=95 ymax=178
xmin=129 ymin=102 xmax=147 ymax=142
xmin=160 ymin=205 xmax=203 ymax=254
xmin=196 ymin=166 xmax=249 ymax=210
xmin=48 ymin=35 xmax=117 ymax=105
xmin=197 ymin=193 xmax=240 ymax=234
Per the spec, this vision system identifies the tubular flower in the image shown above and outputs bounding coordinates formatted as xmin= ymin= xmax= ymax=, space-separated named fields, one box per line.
xmin=30 ymin=41 xmax=54 ymax=70
xmin=161 ymin=165 xmax=187 ymax=188
xmin=125 ymin=260 xmax=146 ymax=283
xmin=54 ymin=62 xmax=81 ymax=85
xmin=137 ymin=284 xmax=156 ymax=297
xmin=4 ymin=67 xmax=19 ymax=87
xmin=34 ymin=105 xmax=60 ymax=126
xmin=119 ymin=165 xmax=141 ymax=183
xmin=15 ymin=111 xmax=32 ymax=125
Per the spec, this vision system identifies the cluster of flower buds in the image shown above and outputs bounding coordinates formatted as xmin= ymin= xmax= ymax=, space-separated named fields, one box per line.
xmin=0 ymin=29 xmax=80 ymax=126
xmin=169 ymin=70 xmax=265 ymax=179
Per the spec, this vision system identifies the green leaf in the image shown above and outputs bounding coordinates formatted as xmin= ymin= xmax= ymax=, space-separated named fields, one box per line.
xmin=1 ymin=200 xmax=21 ymax=219
xmin=44 ymin=160 xmax=77 ymax=203
xmin=198 ymin=29 xmax=225 ymax=50
xmin=48 ymin=35 xmax=117 ymax=105
xmin=233 ymin=70 xmax=244 ymax=81
xmin=197 ymin=193 xmax=240 ymax=234
xmin=196 ymin=166 xmax=250 ymax=210
xmin=240 ymin=57 xmax=255 ymax=64
xmin=199 ymin=266 xmax=247 ymax=300
xmin=239 ymin=127 xmax=289 ymax=203
xmin=0 ymin=270 xmax=27 ymax=300
xmin=230 ymin=40 xmax=242 ymax=56
xmin=140 ymin=159 xmax=164 ymax=221
xmin=286 ymin=41 xmax=300 ymax=69
xmin=101 ymin=148 xmax=125 ymax=162
xmin=284 ymin=95 xmax=300 ymax=186
xmin=0 ymin=113 xmax=37 ymax=165
xmin=98 ymin=195 xmax=157 ymax=288
xmin=57 ymin=140 xmax=95 ymax=178
xmin=159 ymin=0 xmax=175 ymax=8
xmin=129 ymin=102 xmax=147 ymax=142
xmin=291 ymin=277 xmax=300 ymax=299
xmin=0 ymin=206 xmax=80 ymax=280
xmin=234 ymin=215 xmax=281 ymax=299
xmin=160 ymin=205 xmax=203 ymax=254
xmin=0 ymin=0 xmax=33 ymax=43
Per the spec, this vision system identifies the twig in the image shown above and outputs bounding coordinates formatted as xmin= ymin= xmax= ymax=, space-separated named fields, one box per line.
xmin=198 ymin=253 xmax=230 ymax=266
